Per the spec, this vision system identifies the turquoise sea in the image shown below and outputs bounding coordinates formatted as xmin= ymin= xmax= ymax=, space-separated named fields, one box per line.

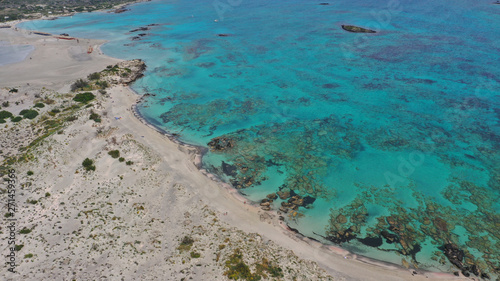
xmin=19 ymin=0 xmax=500 ymax=277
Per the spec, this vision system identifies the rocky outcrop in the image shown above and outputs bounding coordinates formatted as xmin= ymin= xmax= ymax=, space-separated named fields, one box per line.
xmin=105 ymin=59 xmax=146 ymax=85
xmin=207 ymin=137 xmax=234 ymax=152
xmin=341 ymin=25 xmax=376 ymax=33
xmin=442 ymin=243 xmax=465 ymax=269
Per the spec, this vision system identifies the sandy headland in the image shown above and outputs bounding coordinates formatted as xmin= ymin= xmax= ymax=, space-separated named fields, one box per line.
xmin=0 ymin=26 xmax=467 ymax=280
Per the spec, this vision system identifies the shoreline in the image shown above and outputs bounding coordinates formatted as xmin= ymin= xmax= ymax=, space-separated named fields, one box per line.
xmin=1 ymin=14 xmax=467 ymax=281
xmin=129 ymin=96 xmax=457 ymax=280
xmin=0 ymin=0 xmax=150 ymax=27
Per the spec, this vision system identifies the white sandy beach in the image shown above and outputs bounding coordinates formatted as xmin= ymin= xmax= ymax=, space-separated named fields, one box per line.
xmin=0 ymin=26 xmax=467 ymax=280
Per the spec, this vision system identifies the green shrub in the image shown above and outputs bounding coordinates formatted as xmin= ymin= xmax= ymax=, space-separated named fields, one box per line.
xmin=0 ymin=119 xmax=5 ymax=124
xmin=24 ymin=254 xmax=33 ymax=259
xmin=73 ymin=92 xmax=95 ymax=103
xmin=119 ymin=157 xmax=125 ymax=162
xmin=20 ymin=110 xmax=38 ymax=119
xmin=9 ymin=88 xmax=18 ymax=93
xmin=224 ymin=249 xmax=261 ymax=281
xmin=0 ymin=110 xmax=13 ymax=119
xmin=27 ymin=171 xmax=34 ymax=176
xmin=65 ymin=116 xmax=78 ymax=122
xmin=14 ymin=245 xmax=24 ymax=251
xmin=2 ymin=101 xmax=9 ymax=107
xmin=71 ymin=79 xmax=89 ymax=91
xmin=108 ymin=150 xmax=120 ymax=158
xmin=190 ymin=252 xmax=201 ymax=258
xmin=20 ymin=228 xmax=31 ymax=234
xmin=177 ymin=236 xmax=194 ymax=252
xmin=97 ymin=80 xmax=109 ymax=89
xmin=11 ymin=116 xmax=22 ymax=122
xmin=45 ymin=192 xmax=51 ymax=197
xmin=88 ymin=72 xmax=101 ymax=80
xmin=34 ymin=102 xmax=45 ymax=108
xmin=126 ymin=161 xmax=134 ymax=166
xmin=82 ymin=158 xmax=96 ymax=171
xmin=51 ymin=109 xmax=61 ymax=114
xmin=89 ymin=112 xmax=101 ymax=122
xmin=27 ymin=199 xmax=38 ymax=204
xmin=44 ymin=98 xmax=55 ymax=105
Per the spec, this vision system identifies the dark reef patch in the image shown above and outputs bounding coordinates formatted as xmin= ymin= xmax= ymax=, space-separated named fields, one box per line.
xmin=222 ymin=161 xmax=238 ymax=177
xmin=358 ymin=236 xmax=383 ymax=247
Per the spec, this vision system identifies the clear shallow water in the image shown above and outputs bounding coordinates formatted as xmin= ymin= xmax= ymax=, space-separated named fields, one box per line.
xmin=20 ymin=0 xmax=500 ymax=276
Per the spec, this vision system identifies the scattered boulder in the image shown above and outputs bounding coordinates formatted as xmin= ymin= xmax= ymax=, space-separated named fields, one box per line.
xmin=470 ymin=265 xmax=479 ymax=276
xmin=266 ymin=193 xmax=278 ymax=200
xmin=341 ymin=25 xmax=376 ymax=33
xmin=288 ymin=196 xmax=304 ymax=207
xmin=442 ymin=243 xmax=465 ymax=269
xmin=277 ymin=190 xmax=291 ymax=200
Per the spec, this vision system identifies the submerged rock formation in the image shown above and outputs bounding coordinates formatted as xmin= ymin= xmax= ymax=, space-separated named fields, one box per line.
xmin=341 ymin=25 xmax=376 ymax=33
xmin=208 ymin=137 xmax=234 ymax=152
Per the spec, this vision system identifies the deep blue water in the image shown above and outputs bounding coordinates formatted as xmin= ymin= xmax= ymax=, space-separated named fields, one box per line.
xmin=19 ymin=0 xmax=500 ymax=276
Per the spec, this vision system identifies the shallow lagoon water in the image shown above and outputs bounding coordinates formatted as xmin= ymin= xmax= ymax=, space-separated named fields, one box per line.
xmin=0 ymin=41 xmax=34 ymax=66
xmin=20 ymin=0 xmax=500 ymax=276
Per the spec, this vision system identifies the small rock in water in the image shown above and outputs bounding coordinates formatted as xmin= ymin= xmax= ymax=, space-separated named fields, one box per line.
xmin=341 ymin=25 xmax=376 ymax=33
xmin=277 ymin=190 xmax=291 ymax=200
xmin=266 ymin=193 xmax=278 ymax=200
